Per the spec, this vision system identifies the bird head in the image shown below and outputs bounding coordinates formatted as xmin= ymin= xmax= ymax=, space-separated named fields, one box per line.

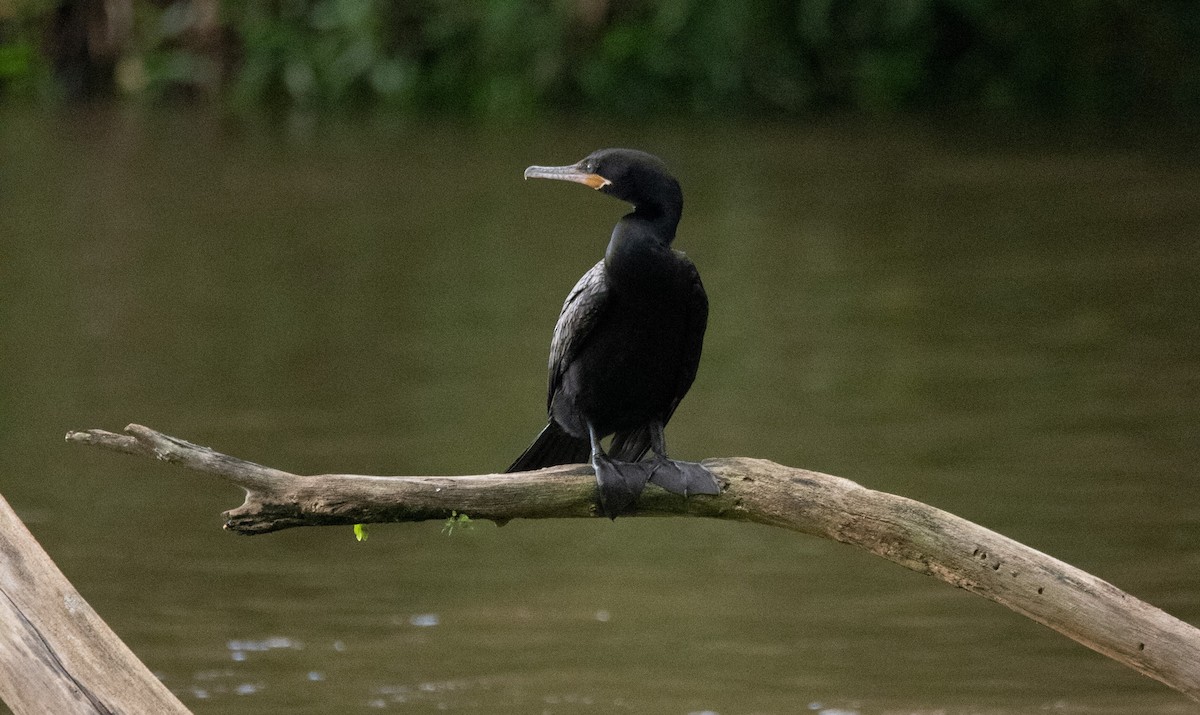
xmin=524 ymin=148 xmax=681 ymax=214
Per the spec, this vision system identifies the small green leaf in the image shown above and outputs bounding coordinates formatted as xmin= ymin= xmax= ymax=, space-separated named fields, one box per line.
xmin=353 ymin=523 xmax=369 ymax=541
xmin=442 ymin=511 xmax=474 ymax=536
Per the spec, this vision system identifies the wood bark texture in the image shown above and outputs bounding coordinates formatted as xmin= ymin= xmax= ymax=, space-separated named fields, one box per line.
xmin=64 ymin=423 xmax=1200 ymax=703
xmin=0 ymin=490 xmax=191 ymax=714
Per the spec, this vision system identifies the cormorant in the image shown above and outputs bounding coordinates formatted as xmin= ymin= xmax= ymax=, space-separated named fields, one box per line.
xmin=507 ymin=148 xmax=720 ymax=517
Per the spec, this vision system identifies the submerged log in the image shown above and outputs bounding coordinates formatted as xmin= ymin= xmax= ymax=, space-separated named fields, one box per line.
xmin=64 ymin=423 xmax=1200 ymax=703
xmin=0 ymin=489 xmax=191 ymax=714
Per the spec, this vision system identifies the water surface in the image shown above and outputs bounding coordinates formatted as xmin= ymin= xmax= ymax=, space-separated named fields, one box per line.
xmin=1 ymin=109 xmax=1198 ymax=713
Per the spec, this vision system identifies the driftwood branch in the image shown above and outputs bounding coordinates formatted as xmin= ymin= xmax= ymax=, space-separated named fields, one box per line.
xmin=66 ymin=424 xmax=1200 ymax=702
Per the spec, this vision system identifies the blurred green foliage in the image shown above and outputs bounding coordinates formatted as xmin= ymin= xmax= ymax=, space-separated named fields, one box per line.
xmin=1 ymin=0 xmax=1198 ymax=116
xmin=0 ymin=0 xmax=52 ymax=97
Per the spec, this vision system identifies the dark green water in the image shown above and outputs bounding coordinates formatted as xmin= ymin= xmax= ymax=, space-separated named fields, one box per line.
xmin=1 ymin=108 xmax=1198 ymax=714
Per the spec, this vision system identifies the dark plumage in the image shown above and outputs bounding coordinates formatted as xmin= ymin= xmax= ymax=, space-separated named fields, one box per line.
xmin=507 ymin=148 xmax=719 ymax=517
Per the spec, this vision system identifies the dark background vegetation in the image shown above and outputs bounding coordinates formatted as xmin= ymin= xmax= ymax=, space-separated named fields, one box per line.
xmin=2 ymin=0 xmax=1198 ymax=117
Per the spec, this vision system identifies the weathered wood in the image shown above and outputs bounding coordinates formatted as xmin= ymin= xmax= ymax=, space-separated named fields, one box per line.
xmin=65 ymin=423 xmax=1200 ymax=702
xmin=0 ymin=490 xmax=191 ymax=714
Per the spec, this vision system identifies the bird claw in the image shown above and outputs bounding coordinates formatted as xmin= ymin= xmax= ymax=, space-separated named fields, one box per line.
xmin=648 ymin=458 xmax=721 ymax=497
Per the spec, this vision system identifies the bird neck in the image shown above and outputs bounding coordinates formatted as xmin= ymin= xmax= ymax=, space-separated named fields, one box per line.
xmin=629 ymin=205 xmax=680 ymax=243
xmin=603 ymin=179 xmax=684 ymax=291
xmin=630 ymin=180 xmax=683 ymax=243
xmin=604 ymin=215 xmax=678 ymax=295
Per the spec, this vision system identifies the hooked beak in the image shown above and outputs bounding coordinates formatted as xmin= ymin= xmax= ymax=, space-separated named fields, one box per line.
xmin=523 ymin=163 xmax=612 ymax=190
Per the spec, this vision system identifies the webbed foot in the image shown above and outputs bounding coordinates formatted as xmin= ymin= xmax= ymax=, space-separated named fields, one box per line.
xmin=592 ymin=452 xmax=654 ymax=519
xmin=648 ymin=457 xmax=721 ymax=497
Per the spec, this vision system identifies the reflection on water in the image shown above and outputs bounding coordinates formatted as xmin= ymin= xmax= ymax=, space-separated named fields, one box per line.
xmin=0 ymin=108 xmax=1198 ymax=714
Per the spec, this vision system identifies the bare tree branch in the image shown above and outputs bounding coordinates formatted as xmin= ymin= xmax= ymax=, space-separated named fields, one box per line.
xmin=66 ymin=423 xmax=1200 ymax=702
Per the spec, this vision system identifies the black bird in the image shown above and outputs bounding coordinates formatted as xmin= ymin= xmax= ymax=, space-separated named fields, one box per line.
xmin=507 ymin=148 xmax=720 ymax=517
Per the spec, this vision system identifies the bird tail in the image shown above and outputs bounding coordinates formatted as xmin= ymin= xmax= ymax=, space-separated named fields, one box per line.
xmin=506 ymin=421 xmax=591 ymax=473
xmin=608 ymin=426 xmax=652 ymax=462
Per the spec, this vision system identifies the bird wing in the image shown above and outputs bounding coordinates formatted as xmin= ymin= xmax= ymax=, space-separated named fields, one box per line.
xmin=671 ymin=253 xmax=709 ymax=412
xmin=547 ymin=259 xmax=609 ymax=412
